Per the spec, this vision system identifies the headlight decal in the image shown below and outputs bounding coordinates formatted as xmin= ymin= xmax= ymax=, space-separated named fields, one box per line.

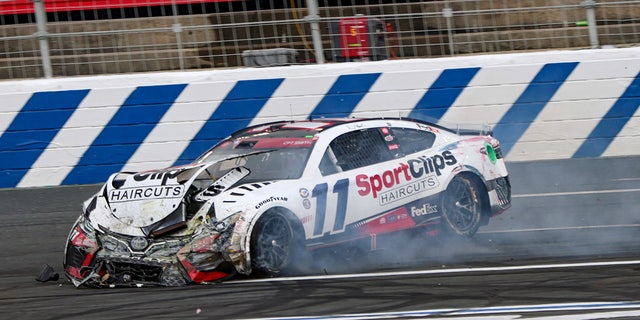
xmin=70 ymin=224 xmax=98 ymax=249
xmin=65 ymin=222 xmax=100 ymax=282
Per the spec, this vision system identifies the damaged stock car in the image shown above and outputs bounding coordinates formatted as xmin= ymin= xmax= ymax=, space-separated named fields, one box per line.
xmin=63 ymin=117 xmax=511 ymax=287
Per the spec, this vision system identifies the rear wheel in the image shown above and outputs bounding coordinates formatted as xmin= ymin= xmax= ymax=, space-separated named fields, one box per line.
xmin=250 ymin=210 xmax=298 ymax=276
xmin=440 ymin=175 xmax=484 ymax=237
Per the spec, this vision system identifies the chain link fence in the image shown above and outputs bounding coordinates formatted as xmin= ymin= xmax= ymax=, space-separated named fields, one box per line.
xmin=1 ymin=0 xmax=639 ymax=79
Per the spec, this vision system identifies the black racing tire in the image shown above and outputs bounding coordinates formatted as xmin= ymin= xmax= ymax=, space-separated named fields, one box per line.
xmin=250 ymin=209 xmax=300 ymax=276
xmin=440 ymin=175 xmax=484 ymax=238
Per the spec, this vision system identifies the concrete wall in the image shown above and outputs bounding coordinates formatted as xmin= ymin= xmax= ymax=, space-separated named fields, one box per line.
xmin=1 ymin=47 xmax=639 ymax=188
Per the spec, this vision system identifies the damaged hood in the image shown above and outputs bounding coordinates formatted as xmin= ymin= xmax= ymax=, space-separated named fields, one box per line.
xmin=105 ymin=164 xmax=204 ymax=227
xmin=100 ymin=151 xmax=267 ymax=229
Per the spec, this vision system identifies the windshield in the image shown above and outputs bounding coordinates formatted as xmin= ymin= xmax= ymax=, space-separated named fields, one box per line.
xmin=195 ymin=136 xmax=316 ymax=181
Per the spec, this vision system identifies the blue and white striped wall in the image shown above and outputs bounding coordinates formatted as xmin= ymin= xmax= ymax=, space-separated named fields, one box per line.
xmin=1 ymin=47 xmax=639 ymax=188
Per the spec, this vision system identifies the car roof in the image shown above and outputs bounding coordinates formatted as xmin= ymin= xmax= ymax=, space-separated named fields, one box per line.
xmin=229 ymin=117 xmax=458 ymax=139
xmin=230 ymin=119 xmax=356 ymax=138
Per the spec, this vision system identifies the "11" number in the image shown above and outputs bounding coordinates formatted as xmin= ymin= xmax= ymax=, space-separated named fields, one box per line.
xmin=312 ymin=178 xmax=349 ymax=236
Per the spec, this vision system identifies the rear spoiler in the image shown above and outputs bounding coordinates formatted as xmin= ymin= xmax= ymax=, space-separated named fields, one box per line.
xmin=398 ymin=116 xmax=494 ymax=137
xmin=416 ymin=118 xmax=494 ymax=136
xmin=455 ymin=125 xmax=493 ymax=136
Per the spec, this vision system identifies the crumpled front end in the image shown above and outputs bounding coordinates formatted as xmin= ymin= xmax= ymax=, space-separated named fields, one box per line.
xmin=64 ymin=212 xmax=247 ymax=287
xmin=63 ymin=164 xmax=254 ymax=287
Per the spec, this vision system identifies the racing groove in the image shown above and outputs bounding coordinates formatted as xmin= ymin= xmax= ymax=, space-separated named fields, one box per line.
xmin=0 ymin=156 xmax=639 ymax=319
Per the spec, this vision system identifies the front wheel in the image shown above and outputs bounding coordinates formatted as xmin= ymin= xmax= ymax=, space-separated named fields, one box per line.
xmin=440 ymin=175 xmax=484 ymax=238
xmin=250 ymin=210 xmax=298 ymax=276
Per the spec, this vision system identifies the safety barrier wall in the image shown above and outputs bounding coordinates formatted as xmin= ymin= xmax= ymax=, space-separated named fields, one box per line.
xmin=1 ymin=47 xmax=639 ymax=188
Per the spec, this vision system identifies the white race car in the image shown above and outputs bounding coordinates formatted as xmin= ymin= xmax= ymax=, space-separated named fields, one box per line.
xmin=63 ymin=117 xmax=511 ymax=287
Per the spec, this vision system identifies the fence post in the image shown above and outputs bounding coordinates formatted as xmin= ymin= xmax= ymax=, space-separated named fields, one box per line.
xmin=443 ymin=5 xmax=455 ymax=56
xmin=305 ymin=0 xmax=325 ymax=64
xmin=582 ymin=0 xmax=600 ymax=49
xmin=171 ymin=0 xmax=185 ymax=70
xmin=33 ymin=0 xmax=52 ymax=78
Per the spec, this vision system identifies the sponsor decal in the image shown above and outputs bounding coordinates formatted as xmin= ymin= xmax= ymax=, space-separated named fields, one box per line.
xmin=356 ymin=151 xmax=457 ymax=201
xmin=283 ymin=140 xmax=313 ymax=146
xmin=346 ymin=123 xmax=365 ymax=130
xmin=416 ymin=123 xmax=441 ymax=133
xmin=302 ymin=198 xmax=311 ymax=209
xmin=253 ymin=138 xmax=314 ymax=149
xmin=133 ymin=169 xmax=182 ymax=186
xmin=359 ymin=208 xmax=415 ymax=234
xmin=299 ymin=188 xmax=310 ymax=198
xmin=378 ymin=176 xmax=439 ymax=205
xmin=109 ymin=185 xmax=184 ymax=203
xmin=254 ymin=196 xmax=288 ymax=210
xmin=411 ymin=203 xmax=438 ymax=217
xmin=406 ymin=151 xmax=457 ymax=177
xmin=300 ymin=215 xmax=313 ymax=224
xmin=357 ymin=163 xmax=411 ymax=198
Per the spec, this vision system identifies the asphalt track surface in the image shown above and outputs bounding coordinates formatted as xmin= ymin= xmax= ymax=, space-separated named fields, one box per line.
xmin=1 ymin=156 xmax=639 ymax=319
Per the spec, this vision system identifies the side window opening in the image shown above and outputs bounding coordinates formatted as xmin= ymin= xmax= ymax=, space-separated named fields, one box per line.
xmin=320 ymin=147 xmax=342 ymax=176
xmin=322 ymin=128 xmax=393 ymax=174
xmin=391 ymin=127 xmax=436 ymax=155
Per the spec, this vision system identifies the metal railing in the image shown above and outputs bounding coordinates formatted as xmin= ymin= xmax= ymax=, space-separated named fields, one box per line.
xmin=1 ymin=0 xmax=639 ymax=79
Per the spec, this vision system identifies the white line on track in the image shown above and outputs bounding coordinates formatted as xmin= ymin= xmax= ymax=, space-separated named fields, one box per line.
xmin=230 ymin=259 xmax=640 ymax=284
xmin=612 ymin=177 xmax=640 ymax=182
xmin=512 ymin=188 xmax=640 ymax=198
xmin=243 ymin=301 xmax=640 ymax=320
xmin=479 ymin=224 xmax=640 ymax=234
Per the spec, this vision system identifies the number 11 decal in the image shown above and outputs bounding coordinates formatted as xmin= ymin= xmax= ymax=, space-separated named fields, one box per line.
xmin=311 ymin=178 xmax=349 ymax=236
